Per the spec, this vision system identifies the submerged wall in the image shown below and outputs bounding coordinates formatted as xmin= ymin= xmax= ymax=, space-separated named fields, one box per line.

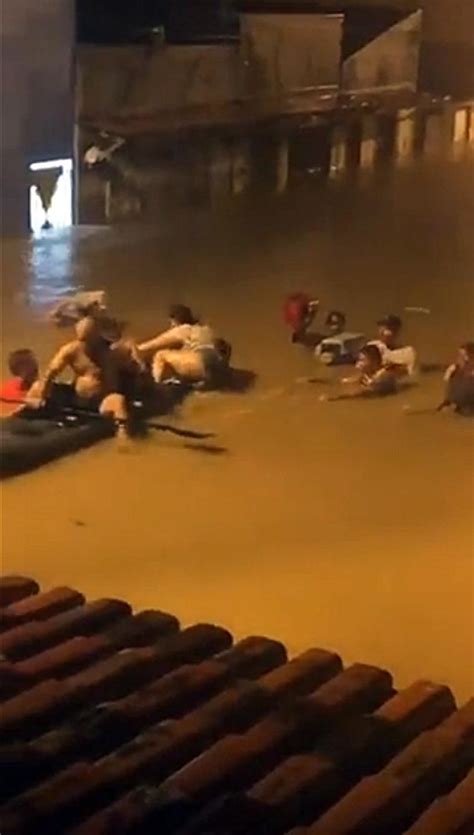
xmin=0 ymin=1 xmax=75 ymax=235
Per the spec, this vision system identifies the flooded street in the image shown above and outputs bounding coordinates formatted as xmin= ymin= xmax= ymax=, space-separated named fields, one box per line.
xmin=1 ymin=158 xmax=473 ymax=700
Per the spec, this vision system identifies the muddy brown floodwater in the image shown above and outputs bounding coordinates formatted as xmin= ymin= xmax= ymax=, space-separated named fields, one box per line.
xmin=1 ymin=158 xmax=473 ymax=700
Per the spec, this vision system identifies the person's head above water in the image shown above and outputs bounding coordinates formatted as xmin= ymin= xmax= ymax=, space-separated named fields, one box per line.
xmin=377 ymin=314 xmax=402 ymax=346
xmin=283 ymin=293 xmax=318 ymax=337
xmin=169 ymin=304 xmax=198 ymax=327
xmin=458 ymin=341 xmax=474 ymax=368
xmin=75 ymin=315 xmax=102 ymax=344
xmin=356 ymin=344 xmax=383 ymax=375
xmin=325 ymin=310 xmax=346 ymax=335
xmin=8 ymin=349 xmax=39 ymax=387
xmin=214 ymin=338 xmax=232 ymax=365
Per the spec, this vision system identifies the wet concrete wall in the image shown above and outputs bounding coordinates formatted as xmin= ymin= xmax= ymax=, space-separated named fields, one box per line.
xmin=77 ymin=22 xmax=341 ymax=225
xmin=420 ymin=0 xmax=474 ymax=96
xmin=78 ymin=44 xmax=241 ymax=119
xmin=238 ymin=0 xmax=474 ymax=96
xmin=342 ymin=11 xmax=422 ymax=93
xmin=239 ymin=14 xmax=343 ymax=96
xmin=78 ymin=15 xmax=342 ymax=122
xmin=0 ymin=1 xmax=75 ymax=235
xmin=339 ymin=0 xmax=474 ymax=96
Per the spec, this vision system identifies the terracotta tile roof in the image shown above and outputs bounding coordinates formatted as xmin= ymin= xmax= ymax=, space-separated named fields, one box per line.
xmin=0 ymin=575 xmax=472 ymax=835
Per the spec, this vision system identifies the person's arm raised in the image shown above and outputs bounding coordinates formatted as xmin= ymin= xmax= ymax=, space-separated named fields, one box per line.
xmin=443 ymin=363 xmax=456 ymax=383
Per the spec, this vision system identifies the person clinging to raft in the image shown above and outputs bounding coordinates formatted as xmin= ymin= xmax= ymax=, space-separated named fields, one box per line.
xmin=138 ymin=304 xmax=222 ymax=386
xmin=0 ymin=349 xmax=39 ymax=416
xmin=26 ymin=316 xmax=130 ymax=438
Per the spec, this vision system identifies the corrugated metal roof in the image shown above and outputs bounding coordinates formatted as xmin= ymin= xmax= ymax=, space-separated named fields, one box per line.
xmin=0 ymin=575 xmax=473 ymax=834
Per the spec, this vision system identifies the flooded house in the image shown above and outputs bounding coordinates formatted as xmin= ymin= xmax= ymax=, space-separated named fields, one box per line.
xmin=1 ymin=0 xmax=473 ymax=232
xmin=77 ymin=1 xmax=426 ymax=221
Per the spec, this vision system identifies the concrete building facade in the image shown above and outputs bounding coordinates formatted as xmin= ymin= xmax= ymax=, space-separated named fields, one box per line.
xmin=1 ymin=1 xmax=75 ymax=235
xmin=1 ymin=1 xmax=472 ymax=234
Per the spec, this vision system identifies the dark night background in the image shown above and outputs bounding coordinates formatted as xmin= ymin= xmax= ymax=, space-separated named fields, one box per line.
xmin=74 ymin=0 xmax=420 ymax=43
xmin=76 ymin=0 xmax=474 ymax=95
xmin=76 ymin=0 xmax=238 ymax=42
xmin=77 ymin=0 xmax=166 ymax=42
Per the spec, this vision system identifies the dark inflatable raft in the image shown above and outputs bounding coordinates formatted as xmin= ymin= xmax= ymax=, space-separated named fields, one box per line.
xmin=0 ymin=384 xmax=189 ymax=479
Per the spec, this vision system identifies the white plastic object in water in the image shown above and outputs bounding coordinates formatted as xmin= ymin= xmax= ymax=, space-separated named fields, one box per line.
xmin=315 ymin=332 xmax=366 ymax=364
xmin=404 ymin=306 xmax=431 ymax=314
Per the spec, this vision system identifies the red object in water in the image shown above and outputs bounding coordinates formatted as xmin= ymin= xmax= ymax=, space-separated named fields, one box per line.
xmin=283 ymin=293 xmax=312 ymax=332
xmin=0 ymin=378 xmax=27 ymax=416
xmin=0 ymin=378 xmax=25 ymax=403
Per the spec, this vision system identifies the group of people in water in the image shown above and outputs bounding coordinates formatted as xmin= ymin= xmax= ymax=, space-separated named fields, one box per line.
xmin=0 ymin=289 xmax=473 ymax=438
xmin=283 ymin=292 xmax=473 ymax=409
xmin=0 ymin=296 xmax=232 ymax=438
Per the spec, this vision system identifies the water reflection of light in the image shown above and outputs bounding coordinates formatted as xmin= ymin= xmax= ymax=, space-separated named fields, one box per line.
xmin=26 ymin=159 xmax=77 ymax=315
xmin=27 ymin=233 xmax=79 ymax=313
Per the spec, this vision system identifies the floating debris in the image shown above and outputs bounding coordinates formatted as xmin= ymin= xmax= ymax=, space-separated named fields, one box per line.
xmin=404 ymin=306 xmax=431 ymax=314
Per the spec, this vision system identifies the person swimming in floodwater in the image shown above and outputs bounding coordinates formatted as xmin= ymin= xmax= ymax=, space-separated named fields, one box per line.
xmin=440 ymin=341 xmax=474 ymax=415
xmin=284 ymin=297 xmax=354 ymax=353
xmin=321 ymin=344 xmax=398 ymax=401
xmin=325 ymin=310 xmax=346 ymax=336
xmin=368 ymin=314 xmax=417 ymax=379
xmin=26 ymin=316 xmax=131 ymax=437
xmin=138 ymin=304 xmax=225 ymax=387
xmin=283 ymin=293 xmax=319 ymax=345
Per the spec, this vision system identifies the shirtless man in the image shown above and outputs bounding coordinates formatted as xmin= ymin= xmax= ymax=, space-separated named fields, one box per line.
xmin=138 ymin=304 xmax=218 ymax=385
xmin=27 ymin=316 xmax=129 ymax=434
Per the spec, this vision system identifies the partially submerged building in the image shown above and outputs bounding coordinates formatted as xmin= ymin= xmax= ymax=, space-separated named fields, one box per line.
xmin=77 ymin=2 xmax=426 ymax=221
xmin=1 ymin=0 xmax=472 ymax=232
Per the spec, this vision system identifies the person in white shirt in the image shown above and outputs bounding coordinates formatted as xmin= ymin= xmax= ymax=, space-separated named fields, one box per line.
xmin=138 ymin=304 xmax=220 ymax=385
xmin=368 ymin=314 xmax=417 ymax=378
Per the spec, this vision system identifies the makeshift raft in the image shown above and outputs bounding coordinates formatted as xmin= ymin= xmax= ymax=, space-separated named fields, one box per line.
xmin=0 ymin=384 xmax=188 ymax=479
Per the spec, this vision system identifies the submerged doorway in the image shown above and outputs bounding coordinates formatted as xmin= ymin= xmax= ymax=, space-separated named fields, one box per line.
xmin=29 ymin=159 xmax=73 ymax=233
